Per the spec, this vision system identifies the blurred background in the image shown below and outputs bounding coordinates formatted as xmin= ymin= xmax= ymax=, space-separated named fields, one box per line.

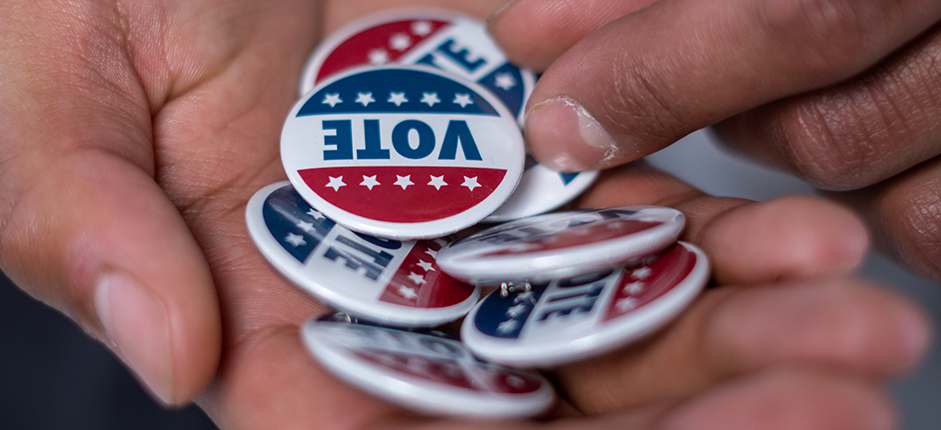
xmin=1 ymin=130 xmax=938 ymax=429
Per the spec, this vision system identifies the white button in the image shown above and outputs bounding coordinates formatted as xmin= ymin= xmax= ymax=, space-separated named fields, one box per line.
xmin=246 ymin=182 xmax=479 ymax=326
xmin=437 ymin=206 xmax=686 ymax=283
xmin=302 ymin=314 xmax=556 ymax=417
xmin=461 ymin=242 xmax=709 ymax=367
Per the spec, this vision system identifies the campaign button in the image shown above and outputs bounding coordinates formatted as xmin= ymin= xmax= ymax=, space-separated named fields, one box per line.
xmin=302 ymin=314 xmax=556 ymax=417
xmin=282 ymin=66 xmax=525 ymax=240
xmin=485 ymin=155 xmax=599 ymax=222
xmin=299 ymin=8 xmax=536 ymax=126
xmin=437 ymin=206 xmax=685 ymax=283
xmin=460 ymin=242 xmax=709 ymax=367
xmin=246 ymin=182 xmax=479 ymax=327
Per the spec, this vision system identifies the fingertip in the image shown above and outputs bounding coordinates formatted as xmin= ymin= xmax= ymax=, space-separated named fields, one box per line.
xmin=701 ymin=195 xmax=869 ymax=284
xmin=487 ymin=0 xmax=660 ymax=70
xmin=58 ymin=162 xmax=222 ymax=405
xmin=487 ymin=0 xmax=575 ymax=70
xmin=524 ymin=97 xmax=621 ymax=172
xmin=708 ymin=279 xmax=931 ymax=378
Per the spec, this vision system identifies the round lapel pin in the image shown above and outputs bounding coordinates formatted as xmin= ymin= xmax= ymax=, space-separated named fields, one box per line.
xmin=302 ymin=314 xmax=556 ymax=417
xmin=484 ymin=154 xmax=599 ymax=222
xmin=299 ymin=8 xmax=536 ymax=126
xmin=282 ymin=66 xmax=525 ymax=240
xmin=461 ymin=242 xmax=709 ymax=367
xmin=246 ymin=182 xmax=479 ymax=327
xmin=437 ymin=206 xmax=686 ymax=283
xmin=298 ymin=9 xmax=597 ymax=222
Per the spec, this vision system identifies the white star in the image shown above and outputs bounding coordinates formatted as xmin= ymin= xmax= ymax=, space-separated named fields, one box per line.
xmin=389 ymin=32 xmax=412 ymax=51
xmin=355 ymin=92 xmax=375 ymax=107
xmin=607 ymin=221 xmax=626 ymax=229
xmin=393 ymin=175 xmax=414 ymax=190
xmin=307 ymin=209 xmax=325 ymax=219
xmin=461 ymin=176 xmax=481 ymax=191
xmin=623 ymin=281 xmax=645 ymax=295
xmin=496 ymin=319 xmax=520 ymax=334
xmin=284 ymin=233 xmax=306 ymax=247
xmin=631 ymin=267 xmax=652 ymax=280
xmin=387 ymin=92 xmax=408 ymax=106
xmin=616 ymin=297 xmax=638 ymax=311
xmin=427 ymin=175 xmax=447 ymax=190
xmin=506 ymin=303 xmax=528 ymax=318
xmin=407 ymin=272 xmax=426 ymax=285
xmin=397 ymin=286 xmax=418 ymax=300
xmin=420 ymin=92 xmax=440 ymax=107
xmin=416 ymin=260 xmax=434 ymax=272
xmin=452 ymin=93 xmax=474 ymax=108
xmin=295 ymin=220 xmax=314 ymax=233
xmin=494 ymin=73 xmax=517 ymax=91
xmin=359 ymin=175 xmax=380 ymax=190
xmin=322 ymin=93 xmax=342 ymax=107
xmin=424 ymin=248 xmax=438 ymax=258
xmin=368 ymin=48 xmax=389 ymax=65
xmin=325 ymin=176 xmax=346 ymax=191
xmin=411 ymin=20 xmax=433 ymax=36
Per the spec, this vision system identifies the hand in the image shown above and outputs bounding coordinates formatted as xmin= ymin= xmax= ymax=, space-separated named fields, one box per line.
xmin=0 ymin=1 xmax=927 ymax=429
xmin=489 ymin=0 xmax=941 ymax=280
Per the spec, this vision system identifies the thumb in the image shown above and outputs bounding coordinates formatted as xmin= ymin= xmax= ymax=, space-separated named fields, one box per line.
xmin=0 ymin=1 xmax=221 ymax=405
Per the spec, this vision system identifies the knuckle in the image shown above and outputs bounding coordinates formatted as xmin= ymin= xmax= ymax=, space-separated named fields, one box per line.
xmin=775 ymin=36 xmax=941 ymax=190
xmin=888 ymin=180 xmax=941 ymax=279
xmin=602 ymin=60 xmax=694 ymax=146
xmin=776 ymin=100 xmax=873 ymax=189
xmin=759 ymin=0 xmax=880 ymax=72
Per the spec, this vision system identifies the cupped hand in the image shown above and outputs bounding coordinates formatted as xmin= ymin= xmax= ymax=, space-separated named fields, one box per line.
xmin=489 ymin=0 xmax=941 ymax=280
xmin=0 ymin=1 xmax=929 ymax=429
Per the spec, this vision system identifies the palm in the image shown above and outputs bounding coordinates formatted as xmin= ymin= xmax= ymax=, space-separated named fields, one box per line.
xmin=0 ymin=0 xmax=926 ymax=429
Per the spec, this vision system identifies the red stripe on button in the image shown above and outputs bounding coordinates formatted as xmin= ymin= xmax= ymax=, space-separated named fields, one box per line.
xmin=317 ymin=20 xmax=449 ymax=82
xmin=299 ymin=166 xmax=507 ymax=223
xmin=379 ymin=239 xmax=475 ymax=308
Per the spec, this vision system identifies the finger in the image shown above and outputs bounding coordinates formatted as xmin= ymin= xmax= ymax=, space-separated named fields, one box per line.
xmin=714 ymin=24 xmax=941 ymax=191
xmin=578 ymin=162 xmax=869 ymax=284
xmin=656 ymin=369 xmax=895 ymax=430
xmin=549 ymin=278 xmax=929 ymax=414
xmin=487 ymin=0 xmax=660 ymax=71
xmin=0 ymin=1 xmax=220 ymax=404
xmin=203 ymin=322 xmax=898 ymax=430
xmin=828 ymin=156 xmax=941 ymax=281
xmin=324 ymin=0 xmax=507 ymax=33
xmin=520 ymin=0 xmax=941 ymax=172
xmin=202 ymin=325 xmax=402 ymax=430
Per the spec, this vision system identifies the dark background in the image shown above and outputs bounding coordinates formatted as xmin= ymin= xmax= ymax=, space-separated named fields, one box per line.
xmin=1 ymin=131 xmax=938 ymax=429
xmin=0 ymin=269 xmax=218 ymax=430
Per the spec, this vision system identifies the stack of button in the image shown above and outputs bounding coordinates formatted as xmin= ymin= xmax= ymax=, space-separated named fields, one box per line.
xmin=247 ymin=8 xmax=710 ymax=418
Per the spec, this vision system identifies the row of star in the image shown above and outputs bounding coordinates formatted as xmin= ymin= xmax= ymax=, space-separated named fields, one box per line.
xmin=322 ymin=91 xmax=474 ymax=108
xmin=324 ymin=174 xmax=482 ymax=191
xmin=362 ymin=22 xmax=438 ymax=67
xmin=363 ymin=45 xmax=519 ymax=94
xmin=399 ymin=243 xmax=440 ymax=300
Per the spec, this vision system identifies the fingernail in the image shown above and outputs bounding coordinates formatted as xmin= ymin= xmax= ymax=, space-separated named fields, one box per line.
xmin=95 ymin=272 xmax=174 ymax=404
xmin=524 ymin=97 xmax=618 ymax=172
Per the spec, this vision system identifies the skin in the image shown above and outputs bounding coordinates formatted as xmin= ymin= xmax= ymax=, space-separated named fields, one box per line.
xmin=0 ymin=1 xmax=930 ymax=429
xmin=489 ymin=0 xmax=941 ymax=281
